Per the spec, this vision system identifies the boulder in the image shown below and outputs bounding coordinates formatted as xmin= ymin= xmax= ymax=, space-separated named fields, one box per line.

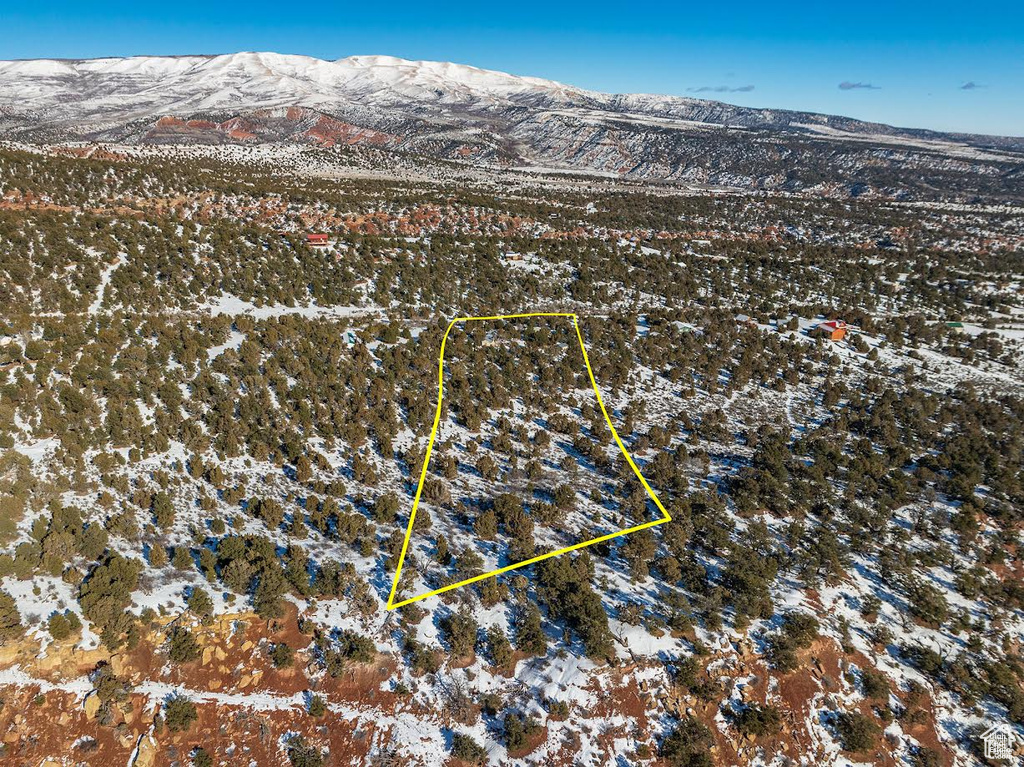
xmin=130 ymin=733 xmax=158 ymax=767
xmin=83 ymin=692 xmax=101 ymax=720
xmin=110 ymin=653 xmax=129 ymax=677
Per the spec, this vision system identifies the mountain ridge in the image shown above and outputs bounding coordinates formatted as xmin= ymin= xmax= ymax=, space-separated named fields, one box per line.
xmin=3 ymin=51 xmax=1020 ymax=139
xmin=2 ymin=51 xmax=1022 ymax=199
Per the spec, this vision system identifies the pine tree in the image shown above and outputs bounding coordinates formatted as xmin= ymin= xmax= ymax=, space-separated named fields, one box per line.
xmin=0 ymin=589 xmax=23 ymax=642
xmin=474 ymin=509 xmax=498 ymax=540
xmin=253 ymin=564 xmax=287 ymax=618
xmin=186 ymin=587 xmax=214 ymax=621
xmin=167 ymin=627 xmax=201 ymax=664
xmin=487 ymin=625 xmax=513 ymax=667
xmin=152 ymin=491 xmax=175 ymax=529
xmin=441 ymin=607 xmax=478 ymax=659
xmin=451 ymin=733 xmax=487 ymax=764
xmin=164 ymin=694 xmax=198 ymax=732
xmin=515 ymin=603 xmax=547 ymax=657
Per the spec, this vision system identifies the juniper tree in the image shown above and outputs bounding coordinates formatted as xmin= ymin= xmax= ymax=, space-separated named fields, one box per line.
xmin=515 ymin=603 xmax=547 ymax=657
xmin=164 ymin=694 xmax=198 ymax=732
xmin=0 ymin=589 xmax=23 ymax=643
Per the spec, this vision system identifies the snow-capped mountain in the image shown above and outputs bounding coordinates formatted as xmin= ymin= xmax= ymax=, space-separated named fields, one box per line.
xmin=0 ymin=53 xmax=586 ymax=113
xmin=1 ymin=52 xmax=1021 ymax=197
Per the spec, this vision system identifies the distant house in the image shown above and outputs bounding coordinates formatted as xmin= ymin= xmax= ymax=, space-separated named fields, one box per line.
xmin=814 ymin=320 xmax=848 ymax=341
xmin=306 ymin=233 xmax=330 ymax=248
xmin=734 ymin=314 xmax=757 ymax=327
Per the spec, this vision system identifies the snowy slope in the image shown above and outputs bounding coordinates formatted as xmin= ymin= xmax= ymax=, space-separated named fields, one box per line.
xmin=0 ymin=52 xmax=591 ymax=117
xmin=0 ymin=51 xmax=1015 ymax=145
xmin=1 ymin=52 xmax=1021 ymax=196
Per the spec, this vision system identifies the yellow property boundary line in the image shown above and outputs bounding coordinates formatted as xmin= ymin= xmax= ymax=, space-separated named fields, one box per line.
xmin=386 ymin=312 xmax=671 ymax=610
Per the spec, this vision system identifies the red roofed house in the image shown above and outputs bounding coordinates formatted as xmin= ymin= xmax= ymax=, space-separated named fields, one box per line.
xmin=814 ymin=320 xmax=848 ymax=341
xmin=306 ymin=233 xmax=330 ymax=248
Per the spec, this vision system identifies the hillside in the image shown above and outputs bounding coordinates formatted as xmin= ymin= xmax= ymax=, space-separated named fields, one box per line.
xmin=1 ymin=52 xmax=1022 ymax=200
xmin=0 ymin=142 xmax=1022 ymax=765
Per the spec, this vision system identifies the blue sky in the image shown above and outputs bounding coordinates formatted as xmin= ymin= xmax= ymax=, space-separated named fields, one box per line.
xmin=4 ymin=0 xmax=1022 ymax=135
